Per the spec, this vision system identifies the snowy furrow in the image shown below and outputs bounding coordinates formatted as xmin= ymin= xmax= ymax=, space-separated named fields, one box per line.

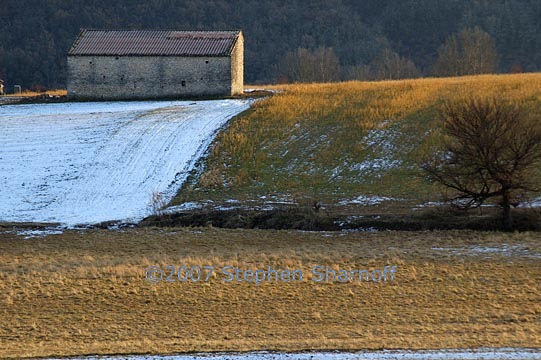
xmin=0 ymin=100 xmax=249 ymax=225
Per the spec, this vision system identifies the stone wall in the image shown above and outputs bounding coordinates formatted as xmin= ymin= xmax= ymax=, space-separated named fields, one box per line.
xmin=67 ymin=55 xmax=234 ymax=100
xmin=230 ymin=33 xmax=244 ymax=95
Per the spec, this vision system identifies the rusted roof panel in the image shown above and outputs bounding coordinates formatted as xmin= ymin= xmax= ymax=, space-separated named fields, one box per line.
xmin=68 ymin=30 xmax=241 ymax=57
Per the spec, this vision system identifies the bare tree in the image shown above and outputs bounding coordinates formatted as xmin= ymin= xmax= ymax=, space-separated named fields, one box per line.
xmin=371 ymin=49 xmax=420 ymax=80
xmin=344 ymin=49 xmax=419 ymax=81
xmin=433 ymin=27 xmax=499 ymax=77
xmin=313 ymin=47 xmax=341 ymax=83
xmin=422 ymin=97 xmax=541 ymax=230
xmin=277 ymin=47 xmax=340 ymax=83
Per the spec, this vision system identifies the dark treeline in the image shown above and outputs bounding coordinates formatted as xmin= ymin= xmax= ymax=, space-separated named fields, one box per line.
xmin=0 ymin=0 xmax=540 ymax=89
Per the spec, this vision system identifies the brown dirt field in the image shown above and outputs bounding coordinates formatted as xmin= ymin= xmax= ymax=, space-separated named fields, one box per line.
xmin=0 ymin=228 xmax=540 ymax=358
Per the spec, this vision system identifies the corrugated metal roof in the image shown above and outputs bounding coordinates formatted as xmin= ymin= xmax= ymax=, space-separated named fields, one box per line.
xmin=68 ymin=30 xmax=241 ymax=57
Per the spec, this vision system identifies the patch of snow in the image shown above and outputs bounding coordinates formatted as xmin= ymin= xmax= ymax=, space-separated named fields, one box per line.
xmin=339 ymin=195 xmax=395 ymax=206
xmin=264 ymin=201 xmax=296 ymax=206
xmin=341 ymin=226 xmax=379 ymax=233
xmin=49 ymin=348 xmax=541 ymax=360
xmin=349 ymin=158 xmax=403 ymax=173
xmin=253 ymin=205 xmax=277 ymax=211
xmin=159 ymin=197 xmax=298 ymax=215
xmin=212 ymin=202 xmax=282 ymax=212
xmin=413 ymin=200 xmax=499 ymax=210
xmin=432 ymin=244 xmax=541 ymax=259
xmin=260 ymin=194 xmax=295 ymax=204
xmin=359 ymin=121 xmax=402 ymax=172
xmin=519 ymin=197 xmax=541 ymax=208
xmin=348 ymin=120 xmax=419 ymax=178
xmin=334 ymin=215 xmax=367 ymax=228
xmin=162 ymin=202 xmax=206 ymax=213
xmin=213 ymin=205 xmax=243 ymax=211
xmin=364 ymin=121 xmax=396 ymax=151
xmin=14 ymin=228 xmax=64 ymax=239
xmin=0 ymin=99 xmax=250 ymax=225
xmin=414 ymin=201 xmax=446 ymax=208
xmin=329 ymin=166 xmax=342 ymax=180
xmin=244 ymin=88 xmax=279 ymax=94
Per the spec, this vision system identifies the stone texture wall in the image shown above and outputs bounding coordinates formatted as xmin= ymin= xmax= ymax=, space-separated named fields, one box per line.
xmin=230 ymin=33 xmax=244 ymax=95
xmin=67 ymin=55 xmax=236 ymax=100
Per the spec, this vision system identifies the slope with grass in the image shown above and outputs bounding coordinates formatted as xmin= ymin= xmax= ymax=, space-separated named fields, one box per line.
xmin=172 ymin=74 xmax=541 ymax=215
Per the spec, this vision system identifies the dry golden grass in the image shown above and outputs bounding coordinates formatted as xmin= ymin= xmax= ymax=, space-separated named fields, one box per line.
xmin=177 ymin=73 xmax=541 ymax=204
xmin=0 ymin=228 xmax=540 ymax=358
xmin=249 ymin=73 xmax=541 ymax=145
xmin=4 ymin=89 xmax=67 ymax=97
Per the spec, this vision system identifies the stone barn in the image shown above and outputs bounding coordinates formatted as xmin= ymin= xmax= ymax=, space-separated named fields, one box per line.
xmin=67 ymin=29 xmax=243 ymax=100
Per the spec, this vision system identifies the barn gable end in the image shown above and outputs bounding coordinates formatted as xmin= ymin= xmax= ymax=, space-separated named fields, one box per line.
xmin=67 ymin=30 xmax=244 ymax=100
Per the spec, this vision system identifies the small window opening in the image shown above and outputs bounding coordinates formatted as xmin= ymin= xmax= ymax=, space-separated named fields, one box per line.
xmin=181 ymin=80 xmax=186 ymax=87
xmin=205 ymin=60 xmax=209 ymax=64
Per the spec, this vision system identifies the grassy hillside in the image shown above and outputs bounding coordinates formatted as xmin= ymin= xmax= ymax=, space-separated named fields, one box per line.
xmin=173 ymin=73 xmax=541 ymax=211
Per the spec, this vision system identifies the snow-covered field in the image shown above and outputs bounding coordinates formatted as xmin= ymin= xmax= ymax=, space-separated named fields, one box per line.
xmin=50 ymin=348 xmax=541 ymax=360
xmin=0 ymin=100 xmax=250 ymax=226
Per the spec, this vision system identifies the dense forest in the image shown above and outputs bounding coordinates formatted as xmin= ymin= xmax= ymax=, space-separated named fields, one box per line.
xmin=0 ymin=0 xmax=540 ymax=90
